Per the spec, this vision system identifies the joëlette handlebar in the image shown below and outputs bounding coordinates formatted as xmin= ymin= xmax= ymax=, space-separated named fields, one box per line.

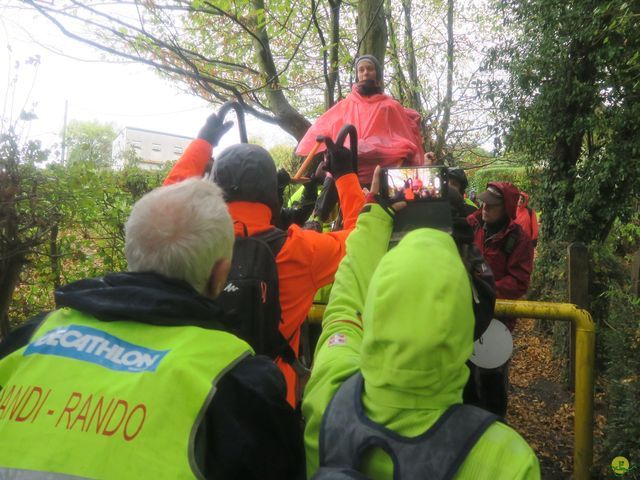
xmin=334 ymin=124 xmax=358 ymax=173
xmin=218 ymin=101 xmax=248 ymax=144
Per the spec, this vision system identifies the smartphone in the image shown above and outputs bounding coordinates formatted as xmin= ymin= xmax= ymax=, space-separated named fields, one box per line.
xmin=381 ymin=166 xmax=452 ymax=241
xmin=381 ymin=166 xmax=448 ymax=202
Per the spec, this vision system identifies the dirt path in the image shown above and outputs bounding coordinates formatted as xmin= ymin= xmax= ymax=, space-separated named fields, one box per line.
xmin=506 ymin=319 xmax=574 ymax=478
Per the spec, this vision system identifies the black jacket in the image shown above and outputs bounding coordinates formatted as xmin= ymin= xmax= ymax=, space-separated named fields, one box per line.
xmin=0 ymin=272 xmax=305 ymax=480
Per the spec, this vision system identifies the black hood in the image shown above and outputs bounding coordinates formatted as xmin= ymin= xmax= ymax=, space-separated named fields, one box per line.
xmin=213 ymin=143 xmax=280 ymax=218
xmin=55 ymin=272 xmax=229 ymax=330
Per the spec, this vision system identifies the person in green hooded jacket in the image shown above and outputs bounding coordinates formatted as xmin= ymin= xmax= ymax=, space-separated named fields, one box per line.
xmin=302 ymin=168 xmax=540 ymax=479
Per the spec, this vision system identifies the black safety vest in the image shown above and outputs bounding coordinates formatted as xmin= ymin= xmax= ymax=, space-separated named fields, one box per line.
xmin=315 ymin=373 xmax=499 ymax=480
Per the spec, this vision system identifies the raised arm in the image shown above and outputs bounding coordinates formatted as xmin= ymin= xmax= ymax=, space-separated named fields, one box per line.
xmin=163 ymin=112 xmax=232 ymax=185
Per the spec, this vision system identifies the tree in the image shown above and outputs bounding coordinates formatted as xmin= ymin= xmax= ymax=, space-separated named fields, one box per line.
xmin=64 ymin=120 xmax=118 ymax=167
xmin=486 ymin=0 xmax=640 ymax=244
xmin=22 ymin=0 xmax=325 ymax=140
xmin=358 ymin=0 xmax=387 ymax=64
xmin=20 ymin=0 xmax=497 ymax=158
xmin=384 ymin=0 xmax=497 ymax=160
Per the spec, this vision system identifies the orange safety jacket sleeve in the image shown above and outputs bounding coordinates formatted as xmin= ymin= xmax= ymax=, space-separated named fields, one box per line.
xmin=163 ymin=138 xmax=212 ymax=186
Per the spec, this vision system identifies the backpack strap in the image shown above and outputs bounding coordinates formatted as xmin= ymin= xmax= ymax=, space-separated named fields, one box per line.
xmin=248 ymin=228 xmax=308 ymax=372
xmin=252 ymin=228 xmax=288 ymax=256
xmin=502 ymin=231 xmax=517 ymax=257
xmin=526 ymin=206 xmax=533 ymax=222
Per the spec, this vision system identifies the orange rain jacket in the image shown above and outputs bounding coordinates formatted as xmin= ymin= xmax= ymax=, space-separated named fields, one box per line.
xmin=164 ymin=138 xmax=365 ymax=406
xmin=515 ymin=192 xmax=539 ymax=245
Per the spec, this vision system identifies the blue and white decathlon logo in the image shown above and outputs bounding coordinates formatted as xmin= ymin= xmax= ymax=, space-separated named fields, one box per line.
xmin=24 ymin=325 xmax=169 ymax=373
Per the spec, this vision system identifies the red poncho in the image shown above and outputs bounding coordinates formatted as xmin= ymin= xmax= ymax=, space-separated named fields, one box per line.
xmin=296 ymin=86 xmax=425 ymax=184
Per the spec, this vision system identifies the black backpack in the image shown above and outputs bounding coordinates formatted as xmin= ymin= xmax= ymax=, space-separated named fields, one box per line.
xmin=217 ymin=227 xmax=297 ymax=364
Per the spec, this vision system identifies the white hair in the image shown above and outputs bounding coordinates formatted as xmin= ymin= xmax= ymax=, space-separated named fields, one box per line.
xmin=125 ymin=178 xmax=234 ymax=294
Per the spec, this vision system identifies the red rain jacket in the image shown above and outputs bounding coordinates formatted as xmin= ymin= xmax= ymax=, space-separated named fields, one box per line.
xmin=164 ymin=138 xmax=365 ymax=406
xmin=296 ymin=86 xmax=425 ymax=184
xmin=467 ymin=182 xmax=534 ymax=308
xmin=515 ymin=192 xmax=539 ymax=244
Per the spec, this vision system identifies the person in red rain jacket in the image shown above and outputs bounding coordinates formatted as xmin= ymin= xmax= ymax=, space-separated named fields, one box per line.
xmin=467 ymin=182 xmax=533 ymax=304
xmin=515 ymin=192 xmax=540 ymax=247
xmin=466 ymin=182 xmax=533 ymax=417
xmin=164 ymin=111 xmax=365 ymax=407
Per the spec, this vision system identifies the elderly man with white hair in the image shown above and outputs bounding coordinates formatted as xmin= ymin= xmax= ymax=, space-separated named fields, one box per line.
xmin=0 ymin=179 xmax=304 ymax=480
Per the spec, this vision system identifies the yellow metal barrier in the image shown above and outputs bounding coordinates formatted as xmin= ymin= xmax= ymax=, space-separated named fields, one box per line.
xmin=307 ymin=299 xmax=596 ymax=480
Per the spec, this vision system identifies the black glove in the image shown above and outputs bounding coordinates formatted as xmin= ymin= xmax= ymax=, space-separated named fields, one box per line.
xmin=197 ymin=112 xmax=233 ymax=146
xmin=319 ymin=137 xmax=354 ymax=180
xmin=311 ymin=160 xmax=327 ymax=185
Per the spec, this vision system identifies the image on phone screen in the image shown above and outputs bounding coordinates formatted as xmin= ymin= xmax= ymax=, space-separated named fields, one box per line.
xmin=384 ymin=167 xmax=446 ymax=202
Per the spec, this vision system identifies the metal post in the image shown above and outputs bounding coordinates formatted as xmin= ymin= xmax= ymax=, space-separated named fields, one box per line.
xmin=568 ymin=242 xmax=589 ymax=391
xmin=574 ymin=319 xmax=595 ymax=480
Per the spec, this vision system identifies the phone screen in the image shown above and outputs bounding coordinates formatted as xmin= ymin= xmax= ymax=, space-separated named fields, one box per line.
xmin=383 ymin=167 xmax=447 ymax=202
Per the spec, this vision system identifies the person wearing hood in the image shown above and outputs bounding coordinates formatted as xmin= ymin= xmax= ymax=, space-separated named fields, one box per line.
xmin=302 ymin=168 xmax=540 ymax=479
xmin=163 ymin=110 xmax=365 ymax=407
xmin=467 ymin=182 xmax=533 ymax=303
xmin=296 ymin=54 xmax=425 ymax=185
xmin=515 ymin=192 xmax=540 ymax=247
xmin=466 ymin=182 xmax=534 ymax=417
xmin=0 ymin=179 xmax=304 ymax=480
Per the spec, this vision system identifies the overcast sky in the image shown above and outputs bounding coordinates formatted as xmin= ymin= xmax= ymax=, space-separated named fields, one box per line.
xmin=0 ymin=3 xmax=296 ymax=156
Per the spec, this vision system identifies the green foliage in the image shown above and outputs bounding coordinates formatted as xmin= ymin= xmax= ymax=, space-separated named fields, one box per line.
xmin=6 ymin=148 xmax=167 ymax=326
xmin=269 ymin=144 xmax=298 ymax=173
xmin=467 ymin=165 xmax=536 ymax=197
xmin=0 ymin=130 xmax=56 ymax=332
xmin=486 ymin=0 xmax=640 ymax=245
xmin=65 ymin=120 xmax=118 ymax=167
xmin=528 ymin=240 xmax=569 ymax=305
xmin=606 ymin=209 xmax=640 ymax=257
xmin=601 ymin=287 xmax=640 ymax=473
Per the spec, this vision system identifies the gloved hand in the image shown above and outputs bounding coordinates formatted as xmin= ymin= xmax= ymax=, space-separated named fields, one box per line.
xmin=197 ymin=112 xmax=233 ymax=146
xmin=311 ymin=160 xmax=327 ymax=184
xmin=318 ymin=137 xmax=354 ymax=180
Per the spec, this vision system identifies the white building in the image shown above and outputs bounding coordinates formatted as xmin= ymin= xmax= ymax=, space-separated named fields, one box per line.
xmin=112 ymin=127 xmax=193 ymax=170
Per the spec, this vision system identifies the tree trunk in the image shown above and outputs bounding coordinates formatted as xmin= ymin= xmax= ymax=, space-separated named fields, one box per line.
xmin=435 ymin=0 xmax=454 ymax=161
xmin=385 ymin=0 xmax=409 ymax=102
xmin=541 ymin=39 xmax=597 ymax=242
xmin=328 ymin=0 xmax=342 ymax=105
xmin=251 ymin=0 xmax=311 ymax=141
xmin=357 ymin=0 xmax=387 ymax=71
xmin=401 ymin=0 xmax=422 ymax=114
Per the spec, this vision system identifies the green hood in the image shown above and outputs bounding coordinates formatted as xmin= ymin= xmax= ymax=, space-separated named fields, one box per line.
xmin=360 ymin=228 xmax=473 ymax=410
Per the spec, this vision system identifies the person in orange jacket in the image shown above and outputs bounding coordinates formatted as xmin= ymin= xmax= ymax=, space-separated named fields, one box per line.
xmin=164 ymin=111 xmax=365 ymax=407
xmin=515 ymin=192 xmax=540 ymax=247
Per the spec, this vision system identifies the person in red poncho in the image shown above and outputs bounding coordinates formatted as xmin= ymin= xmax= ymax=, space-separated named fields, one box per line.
xmin=296 ymin=54 xmax=425 ymax=185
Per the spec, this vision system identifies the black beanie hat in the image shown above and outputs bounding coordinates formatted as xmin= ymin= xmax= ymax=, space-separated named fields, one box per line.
xmin=213 ymin=144 xmax=280 ymax=219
